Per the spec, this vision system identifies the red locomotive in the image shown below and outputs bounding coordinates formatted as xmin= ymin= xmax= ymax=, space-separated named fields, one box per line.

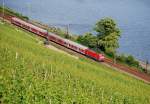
xmin=11 ymin=17 xmax=104 ymax=61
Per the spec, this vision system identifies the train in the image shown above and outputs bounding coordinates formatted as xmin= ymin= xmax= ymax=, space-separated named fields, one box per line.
xmin=11 ymin=17 xmax=105 ymax=61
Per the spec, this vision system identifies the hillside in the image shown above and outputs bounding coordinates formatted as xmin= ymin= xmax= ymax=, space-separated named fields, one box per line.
xmin=0 ymin=21 xmax=150 ymax=103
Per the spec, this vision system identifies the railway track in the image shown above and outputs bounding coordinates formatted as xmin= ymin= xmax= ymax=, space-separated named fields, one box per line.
xmin=48 ymin=41 xmax=150 ymax=84
xmin=104 ymin=58 xmax=150 ymax=83
xmin=1 ymin=13 xmax=150 ymax=84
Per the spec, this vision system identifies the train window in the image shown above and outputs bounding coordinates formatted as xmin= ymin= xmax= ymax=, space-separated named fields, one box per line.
xmin=74 ymin=46 xmax=77 ymax=49
xmin=31 ymin=28 xmax=38 ymax=33
xmin=26 ymin=26 xmax=29 ymax=29
xmin=58 ymin=39 xmax=61 ymax=42
xmin=72 ymin=45 xmax=77 ymax=50
xmin=64 ymin=42 xmax=68 ymax=45
xmin=72 ymin=45 xmax=75 ymax=48
xmin=71 ymin=45 xmax=74 ymax=48
xmin=22 ymin=24 xmax=29 ymax=29
xmin=39 ymin=31 xmax=42 ymax=34
xmin=39 ymin=31 xmax=43 ymax=35
xmin=50 ymin=36 xmax=56 ymax=41
xmin=31 ymin=28 xmax=37 ymax=32
xmin=15 ymin=21 xmax=21 ymax=26
xmin=69 ymin=44 xmax=72 ymax=48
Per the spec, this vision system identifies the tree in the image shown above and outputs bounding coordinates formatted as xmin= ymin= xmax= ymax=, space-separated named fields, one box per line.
xmin=77 ymin=32 xmax=97 ymax=48
xmin=94 ymin=17 xmax=121 ymax=52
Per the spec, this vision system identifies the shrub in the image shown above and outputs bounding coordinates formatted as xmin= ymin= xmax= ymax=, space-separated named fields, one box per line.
xmin=125 ymin=55 xmax=139 ymax=67
xmin=116 ymin=54 xmax=126 ymax=62
xmin=105 ymin=49 xmax=115 ymax=58
xmin=116 ymin=54 xmax=140 ymax=68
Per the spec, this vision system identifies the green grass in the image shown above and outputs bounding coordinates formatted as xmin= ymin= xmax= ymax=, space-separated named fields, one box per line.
xmin=0 ymin=21 xmax=150 ymax=104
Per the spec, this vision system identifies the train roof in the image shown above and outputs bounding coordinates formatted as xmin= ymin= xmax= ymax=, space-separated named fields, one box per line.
xmin=12 ymin=17 xmax=47 ymax=33
xmin=48 ymin=32 xmax=88 ymax=49
xmin=48 ymin=32 xmax=65 ymax=40
xmin=64 ymin=39 xmax=88 ymax=49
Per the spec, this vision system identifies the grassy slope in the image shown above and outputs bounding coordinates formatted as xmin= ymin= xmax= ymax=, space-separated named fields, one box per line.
xmin=0 ymin=21 xmax=150 ymax=104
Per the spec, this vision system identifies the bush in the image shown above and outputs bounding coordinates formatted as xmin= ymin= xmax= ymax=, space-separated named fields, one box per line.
xmin=116 ymin=54 xmax=126 ymax=62
xmin=77 ymin=33 xmax=97 ymax=49
xmin=105 ymin=49 xmax=115 ymax=58
xmin=125 ymin=55 xmax=139 ymax=67
xmin=116 ymin=54 xmax=139 ymax=68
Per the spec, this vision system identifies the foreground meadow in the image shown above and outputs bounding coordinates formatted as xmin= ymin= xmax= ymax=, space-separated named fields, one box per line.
xmin=0 ymin=22 xmax=150 ymax=104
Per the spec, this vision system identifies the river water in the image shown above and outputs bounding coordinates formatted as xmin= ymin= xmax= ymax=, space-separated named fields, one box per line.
xmin=0 ymin=0 xmax=150 ymax=62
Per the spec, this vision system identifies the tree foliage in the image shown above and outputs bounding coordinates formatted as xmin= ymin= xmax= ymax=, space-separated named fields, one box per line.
xmin=77 ymin=32 xmax=97 ymax=48
xmin=77 ymin=17 xmax=121 ymax=52
xmin=94 ymin=17 xmax=121 ymax=52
